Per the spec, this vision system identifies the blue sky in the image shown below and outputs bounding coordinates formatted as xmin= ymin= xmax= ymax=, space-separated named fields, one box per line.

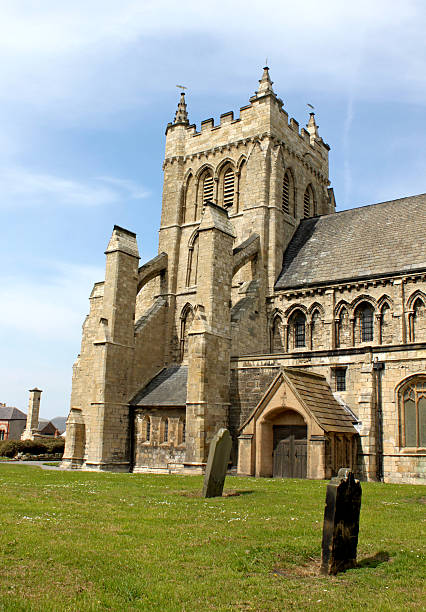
xmin=1 ymin=0 xmax=425 ymax=419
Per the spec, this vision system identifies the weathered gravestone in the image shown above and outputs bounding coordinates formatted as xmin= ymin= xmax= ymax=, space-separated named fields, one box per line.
xmin=320 ymin=468 xmax=362 ymax=575
xmin=202 ymin=428 xmax=232 ymax=498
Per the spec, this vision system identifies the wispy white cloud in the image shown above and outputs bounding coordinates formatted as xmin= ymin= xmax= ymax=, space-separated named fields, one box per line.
xmin=96 ymin=176 xmax=149 ymax=200
xmin=0 ymin=167 xmax=149 ymax=208
xmin=0 ymin=0 xmax=424 ymax=126
xmin=0 ymin=261 xmax=104 ymax=341
xmin=0 ymin=259 xmax=105 ymax=417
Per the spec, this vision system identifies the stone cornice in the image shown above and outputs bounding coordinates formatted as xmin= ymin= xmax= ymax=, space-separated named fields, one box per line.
xmin=270 ymin=270 xmax=426 ymax=301
xmin=163 ymin=132 xmax=329 ymax=185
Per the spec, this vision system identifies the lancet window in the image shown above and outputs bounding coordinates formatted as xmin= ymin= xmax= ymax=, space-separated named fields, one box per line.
xmin=289 ymin=310 xmax=306 ymax=349
xmin=223 ymin=168 xmax=235 ymax=208
xmin=202 ymin=172 xmax=214 ymax=205
xmin=282 ymin=170 xmax=294 ymax=215
xmin=180 ymin=305 xmax=194 ymax=362
xmin=303 ymin=184 xmax=315 ymax=218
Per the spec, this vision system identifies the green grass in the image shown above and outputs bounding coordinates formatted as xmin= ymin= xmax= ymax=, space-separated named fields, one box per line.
xmin=0 ymin=466 xmax=424 ymax=611
xmin=41 ymin=462 xmax=60 ymax=467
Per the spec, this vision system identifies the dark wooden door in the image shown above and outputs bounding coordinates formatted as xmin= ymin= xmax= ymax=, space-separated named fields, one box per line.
xmin=273 ymin=425 xmax=307 ymax=478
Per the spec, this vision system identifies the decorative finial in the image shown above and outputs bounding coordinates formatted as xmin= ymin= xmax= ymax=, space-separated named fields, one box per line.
xmin=174 ymin=86 xmax=189 ymax=125
xmin=256 ymin=65 xmax=275 ymax=97
xmin=306 ymin=106 xmax=319 ymax=143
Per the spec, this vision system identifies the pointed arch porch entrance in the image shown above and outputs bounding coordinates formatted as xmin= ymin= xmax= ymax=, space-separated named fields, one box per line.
xmin=237 ymin=368 xmax=358 ymax=480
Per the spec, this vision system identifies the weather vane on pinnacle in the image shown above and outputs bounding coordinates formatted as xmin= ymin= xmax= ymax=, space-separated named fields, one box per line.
xmin=176 ymin=85 xmax=188 ymax=91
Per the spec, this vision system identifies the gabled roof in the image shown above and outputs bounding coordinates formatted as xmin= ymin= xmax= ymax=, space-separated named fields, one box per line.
xmin=240 ymin=368 xmax=357 ymax=435
xmin=50 ymin=417 xmax=67 ymax=433
xmin=275 ymin=194 xmax=426 ymax=290
xmin=130 ymin=366 xmax=188 ymax=406
xmin=0 ymin=406 xmax=26 ymax=421
xmin=283 ymin=369 xmax=357 ymax=433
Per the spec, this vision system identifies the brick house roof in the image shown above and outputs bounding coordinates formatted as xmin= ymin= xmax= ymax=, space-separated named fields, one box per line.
xmin=275 ymin=193 xmax=426 ymax=290
xmin=0 ymin=406 xmax=26 ymax=421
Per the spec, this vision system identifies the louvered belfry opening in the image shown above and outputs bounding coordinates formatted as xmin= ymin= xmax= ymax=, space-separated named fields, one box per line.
xmin=223 ymin=168 xmax=235 ymax=208
xmin=304 ymin=185 xmax=313 ymax=218
xmin=202 ymin=173 xmax=214 ymax=205
xmin=282 ymin=172 xmax=290 ymax=213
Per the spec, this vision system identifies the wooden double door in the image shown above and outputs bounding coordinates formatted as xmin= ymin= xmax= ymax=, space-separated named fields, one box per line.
xmin=273 ymin=425 xmax=307 ymax=479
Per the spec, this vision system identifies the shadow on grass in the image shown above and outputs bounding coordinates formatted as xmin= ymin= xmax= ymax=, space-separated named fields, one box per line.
xmin=356 ymin=551 xmax=391 ymax=569
xmin=178 ymin=489 xmax=255 ymax=498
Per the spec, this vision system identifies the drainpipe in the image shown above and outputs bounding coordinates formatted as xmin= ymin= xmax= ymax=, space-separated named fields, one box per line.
xmin=373 ymin=360 xmax=385 ymax=481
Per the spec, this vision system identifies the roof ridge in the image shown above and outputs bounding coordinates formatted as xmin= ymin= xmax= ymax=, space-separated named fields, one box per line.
xmin=323 ymin=192 xmax=426 ymax=219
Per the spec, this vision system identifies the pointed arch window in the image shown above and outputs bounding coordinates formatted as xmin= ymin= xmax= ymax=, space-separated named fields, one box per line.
xmin=282 ymin=171 xmax=294 ymax=215
xmin=337 ymin=306 xmax=351 ymax=347
xmin=412 ymin=298 xmax=426 ymax=342
xmin=186 ymin=233 xmax=199 ymax=287
xmin=183 ymin=173 xmax=195 ymax=223
xmin=178 ymin=417 xmax=186 ymax=445
xmin=289 ymin=310 xmax=306 ymax=349
xmin=163 ymin=418 xmax=169 ymax=443
xmin=223 ymin=168 xmax=235 ymax=208
xmin=399 ymin=377 xmax=426 ymax=447
xmin=202 ymin=172 xmax=214 ymax=206
xmin=142 ymin=416 xmax=151 ymax=443
xmin=303 ymin=184 xmax=315 ymax=218
xmin=380 ymin=303 xmax=392 ymax=344
xmin=360 ymin=304 xmax=374 ymax=342
xmin=180 ymin=305 xmax=194 ymax=362
xmin=271 ymin=316 xmax=284 ymax=353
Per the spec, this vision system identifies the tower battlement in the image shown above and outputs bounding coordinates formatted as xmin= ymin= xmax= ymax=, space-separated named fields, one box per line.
xmin=165 ymin=67 xmax=330 ymax=177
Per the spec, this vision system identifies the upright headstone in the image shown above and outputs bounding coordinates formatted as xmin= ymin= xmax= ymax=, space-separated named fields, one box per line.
xmin=202 ymin=428 xmax=232 ymax=498
xmin=320 ymin=468 xmax=362 ymax=575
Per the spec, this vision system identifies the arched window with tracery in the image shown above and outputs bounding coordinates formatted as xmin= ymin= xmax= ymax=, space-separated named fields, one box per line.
xmin=303 ymin=184 xmax=315 ymax=218
xmin=271 ymin=315 xmax=284 ymax=353
xmin=186 ymin=233 xmax=199 ymax=287
xmin=399 ymin=376 xmax=426 ymax=447
xmin=180 ymin=305 xmax=194 ymax=362
xmin=412 ymin=298 xmax=426 ymax=342
xmin=282 ymin=170 xmax=295 ymax=215
xmin=289 ymin=310 xmax=306 ymax=349
xmin=355 ymin=302 xmax=374 ymax=343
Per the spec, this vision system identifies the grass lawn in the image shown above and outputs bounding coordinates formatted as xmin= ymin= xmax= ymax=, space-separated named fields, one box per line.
xmin=0 ymin=466 xmax=424 ymax=611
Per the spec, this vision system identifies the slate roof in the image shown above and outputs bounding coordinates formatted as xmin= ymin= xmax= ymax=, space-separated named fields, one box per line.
xmin=0 ymin=406 xmax=26 ymax=421
xmin=51 ymin=417 xmax=67 ymax=433
xmin=283 ymin=368 xmax=357 ymax=434
xmin=131 ymin=366 xmax=188 ymax=406
xmin=275 ymin=194 xmax=426 ymax=290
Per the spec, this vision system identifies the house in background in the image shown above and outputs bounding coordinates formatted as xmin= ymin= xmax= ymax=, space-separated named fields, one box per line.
xmin=0 ymin=405 xmax=27 ymax=440
xmin=0 ymin=389 xmax=66 ymax=441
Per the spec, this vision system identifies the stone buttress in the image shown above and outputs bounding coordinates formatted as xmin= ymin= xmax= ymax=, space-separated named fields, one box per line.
xmin=62 ymin=226 xmax=139 ymax=470
xmin=185 ymin=203 xmax=235 ymax=467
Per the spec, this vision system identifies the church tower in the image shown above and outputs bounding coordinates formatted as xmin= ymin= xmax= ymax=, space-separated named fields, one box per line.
xmin=62 ymin=67 xmax=334 ymax=473
xmin=159 ymin=67 xmax=332 ymax=365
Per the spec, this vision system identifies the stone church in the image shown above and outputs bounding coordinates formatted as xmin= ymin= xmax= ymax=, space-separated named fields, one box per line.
xmin=62 ymin=68 xmax=426 ymax=484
